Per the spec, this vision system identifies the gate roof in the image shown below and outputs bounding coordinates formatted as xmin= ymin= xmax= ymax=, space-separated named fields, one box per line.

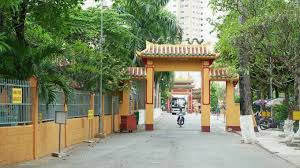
xmin=210 ymin=68 xmax=239 ymax=81
xmin=127 ymin=67 xmax=146 ymax=80
xmin=138 ymin=42 xmax=218 ymax=59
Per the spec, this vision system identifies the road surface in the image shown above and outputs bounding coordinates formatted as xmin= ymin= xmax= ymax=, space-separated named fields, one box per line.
xmin=5 ymin=113 xmax=297 ymax=168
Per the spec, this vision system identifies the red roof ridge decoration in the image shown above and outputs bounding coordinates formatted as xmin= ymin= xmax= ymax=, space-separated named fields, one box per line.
xmin=138 ymin=41 xmax=218 ymax=59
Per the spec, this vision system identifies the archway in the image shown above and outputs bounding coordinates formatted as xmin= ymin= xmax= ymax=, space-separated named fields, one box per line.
xmin=138 ymin=42 xmax=240 ymax=132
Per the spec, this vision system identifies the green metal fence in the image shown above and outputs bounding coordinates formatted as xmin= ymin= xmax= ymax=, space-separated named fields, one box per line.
xmin=68 ymin=90 xmax=90 ymax=118
xmin=104 ymin=95 xmax=112 ymax=115
xmin=132 ymin=80 xmax=146 ymax=110
xmin=113 ymin=96 xmax=119 ymax=115
xmin=94 ymin=94 xmax=101 ymax=116
xmin=38 ymin=90 xmax=64 ymax=122
xmin=0 ymin=78 xmax=32 ymax=126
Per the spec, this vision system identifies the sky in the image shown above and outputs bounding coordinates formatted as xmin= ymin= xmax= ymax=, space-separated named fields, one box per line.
xmin=82 ymin=0 xmax=113 ymax=9
xmin=82 ymin=0 xmax=215 ymax=90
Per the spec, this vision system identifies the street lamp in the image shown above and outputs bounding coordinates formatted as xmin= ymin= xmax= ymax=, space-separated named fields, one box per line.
xmin=98 ymin=0 xmax=105 ymax=134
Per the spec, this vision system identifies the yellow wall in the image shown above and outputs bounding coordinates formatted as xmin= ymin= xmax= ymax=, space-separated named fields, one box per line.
xmin=225 ymin=81 xmax=241 ymax=129
xmin=152 ymin=58 xmax=203 ymax=71
xmin=0 ymin=116 xmax=100 ymax=166
xmin=120 ymin=87 xmax=130 ymax=116
xmin=66 ymin=118 xmax=89 ymax=146
xmin=102 ymin=114 xmax=121 ymax=135
xmin=114 ymin=114 xmax=120 ymax=132
xmin=37 ymin=122 xmax=65 ymax=158
xmin=0 ymin=125 xmax=34 ymax=165
xmin=103 ymin=115 xmax=112 ymax=135
xmin=225 ymin=103 xmax=241 ymax=127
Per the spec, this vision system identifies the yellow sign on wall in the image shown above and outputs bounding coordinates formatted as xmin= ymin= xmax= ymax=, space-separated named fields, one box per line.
xmin=261 ymin=111 xmax=271 ymax=117
xmin=88 ymin=110 xmax=94 ymax=120
xmin=12 ymin=88 xmax=22 ymax=104
xmin=293 ymin=111 xmax=300 ymax=121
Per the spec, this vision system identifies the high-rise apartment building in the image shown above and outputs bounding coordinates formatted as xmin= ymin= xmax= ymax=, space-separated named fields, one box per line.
xmin=83 ymin=0 xmax=112 ymax=9
xmin=166 ymin=0 xmax=218 ymax=45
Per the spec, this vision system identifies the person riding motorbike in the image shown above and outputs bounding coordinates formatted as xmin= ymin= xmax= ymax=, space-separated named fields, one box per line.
xmin=177 ymin=107 xmax=185 ymax=125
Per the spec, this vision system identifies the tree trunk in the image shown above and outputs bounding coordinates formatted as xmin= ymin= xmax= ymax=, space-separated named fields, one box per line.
xmin=14 ymin=0 xmax=29 ymax=43
xmin=284 ymin=87 xmax=289 ymax=105
xmin=237 ymin=12 xmax=253 ymax=116
xmin=0 ymin=12 xmax=4 ymax=32
xmin=275 ymin=87 xmax=279 ymax=98
xmin=238 ymin=6 xmax=256 ymax=143
xmin=295 ymin=65 xmax=300 ymax=111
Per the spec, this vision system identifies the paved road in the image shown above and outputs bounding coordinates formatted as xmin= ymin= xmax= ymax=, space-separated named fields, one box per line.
xmin=6 ymin=113 xmax=297 ymax=168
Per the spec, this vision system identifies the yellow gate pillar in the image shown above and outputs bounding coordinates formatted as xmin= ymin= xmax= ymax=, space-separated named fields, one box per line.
xmin=201 ymin=61 xmax=211 ymax=132
xmin=29 ymin=77 xmax=38 ymax=159
xmin=145 ymin=60 xmax=154 ymax=131
xmin=119 ymin=82 xmax=131 ymax=116
xmin=225 ymin=81 xmax=241 ymax=131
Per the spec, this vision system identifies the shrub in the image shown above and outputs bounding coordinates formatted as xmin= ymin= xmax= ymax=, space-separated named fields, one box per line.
xmin=273 ymin=104 xmax=289 ymax=123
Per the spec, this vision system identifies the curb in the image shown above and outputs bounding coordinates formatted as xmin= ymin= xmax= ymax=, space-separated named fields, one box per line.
xmin=234 ymin=131 xmax=300 ymax=168
xmin=256 ymin=142 xmax=300 ymax=168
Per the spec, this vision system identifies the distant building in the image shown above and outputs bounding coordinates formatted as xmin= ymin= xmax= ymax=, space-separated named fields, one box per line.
xmin=166 ymin=0 xmax=219 ymax=45
xmin=82 ymin=0 xmax=112 ymax=9
xmin=170 ymin=79 xmax=195 ymax=113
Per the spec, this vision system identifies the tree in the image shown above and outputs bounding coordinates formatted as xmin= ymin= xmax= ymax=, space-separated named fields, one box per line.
xmin=113 ymin=0 xmax=182 ymax=65
xmin=0 ymin=0 xmax=182 ymax=104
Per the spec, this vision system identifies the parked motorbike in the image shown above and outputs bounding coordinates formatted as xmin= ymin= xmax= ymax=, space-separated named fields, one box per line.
xmin=254 ymin=112 xmax=277 ymax=130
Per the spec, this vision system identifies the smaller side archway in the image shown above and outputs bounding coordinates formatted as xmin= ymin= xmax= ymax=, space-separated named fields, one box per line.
xmin=210 ymin=68 xmax=240 ymax=131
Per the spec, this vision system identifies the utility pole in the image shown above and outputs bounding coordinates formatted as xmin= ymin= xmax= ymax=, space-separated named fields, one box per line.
xmin=98 ymin=0 xmax=105 ymax=134
xmin=269 ymin=56 xmax=273 ymax=116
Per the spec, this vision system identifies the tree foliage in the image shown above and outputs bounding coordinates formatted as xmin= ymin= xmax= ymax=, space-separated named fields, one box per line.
xmin=0 ymin=0 xmax=182 ymax=104
xmin=211 ymin=0 xmax=300 ymax=113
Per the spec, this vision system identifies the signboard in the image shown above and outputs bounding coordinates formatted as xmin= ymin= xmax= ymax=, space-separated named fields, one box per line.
xmin=88 ymin=110 xmax=94 ymax=120
xmin=12 ymin=88 xmax=22 ymax=104
xmin=55 ymin=111 xmax=67 ymax=124
xmin=261 ymin=111 xmax=271 ymax=117
xmin=293 ymin=111 xmax=300 ymax=121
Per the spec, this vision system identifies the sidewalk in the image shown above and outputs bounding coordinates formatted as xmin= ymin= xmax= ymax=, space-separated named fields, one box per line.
xmin=256 ymin=129 xmax=300 ymax=167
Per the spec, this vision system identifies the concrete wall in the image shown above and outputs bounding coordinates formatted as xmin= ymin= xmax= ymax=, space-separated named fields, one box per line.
xmin=114 ymin=114 xmax=120 ymax=132
xmin=0 ymin=116 xmax=101 ymax=166
xmin=0 ymin=125 xmax=34 ymax=165
xmin=37 ymin=122 xmax=66 ymax=158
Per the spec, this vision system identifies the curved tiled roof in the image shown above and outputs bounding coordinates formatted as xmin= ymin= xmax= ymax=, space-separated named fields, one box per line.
xmin=210 ymin=68 xmax=239 ymax=81
xmin=139 ymin=42 xmax=218 ymax=59
xmin=128 ymin=67 xmax=146 ymax=79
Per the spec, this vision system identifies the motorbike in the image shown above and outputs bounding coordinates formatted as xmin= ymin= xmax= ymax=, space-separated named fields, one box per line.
xmin=178 ymin=115 xmax=184 ymax=127
xmin=254 ymin=112 xmax=277 ymax=130
xmin=177 ymin=108 xmax=185 ymax=127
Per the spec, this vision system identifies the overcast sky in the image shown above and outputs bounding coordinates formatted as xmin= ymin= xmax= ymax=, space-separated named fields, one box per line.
xmin=82 ymin=0 xmax=113 ymax=9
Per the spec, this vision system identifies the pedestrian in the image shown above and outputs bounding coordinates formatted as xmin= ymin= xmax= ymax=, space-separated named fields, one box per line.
xmin=216 ymin=102 xmax=220 ymax=120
